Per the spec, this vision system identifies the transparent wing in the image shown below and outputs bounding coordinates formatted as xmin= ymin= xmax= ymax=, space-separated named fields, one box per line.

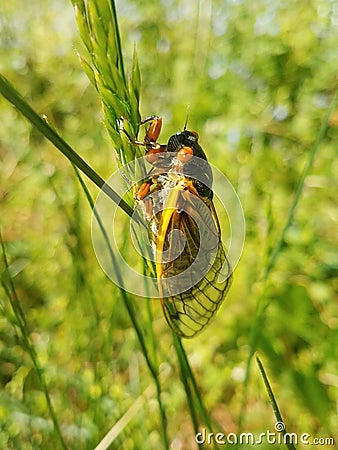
xmin=155 ymin=186 xmax=232 ymax=338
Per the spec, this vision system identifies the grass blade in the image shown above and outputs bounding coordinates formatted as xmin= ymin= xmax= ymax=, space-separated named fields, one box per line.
xmin=256 ymin=355 xmax=296 ymax=450
xmin=0 ymin=73 xmax=133 ymax=218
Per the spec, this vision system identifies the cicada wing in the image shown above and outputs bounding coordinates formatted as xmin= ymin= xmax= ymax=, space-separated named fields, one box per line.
xmin=161 ymin=237 xmax=232 ymax=338
xmin=156 ymin=188 xmax=232 ymax=338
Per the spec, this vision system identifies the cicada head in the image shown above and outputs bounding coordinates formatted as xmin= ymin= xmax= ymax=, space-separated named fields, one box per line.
xmin=167 ymin=130 xmax=213 ymax=199
xmin=167 ymin=130 xmax=207 ymax=160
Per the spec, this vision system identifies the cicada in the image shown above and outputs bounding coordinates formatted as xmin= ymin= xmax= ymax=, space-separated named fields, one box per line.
xmin=124 ymin=116 xmax=232 ymax=338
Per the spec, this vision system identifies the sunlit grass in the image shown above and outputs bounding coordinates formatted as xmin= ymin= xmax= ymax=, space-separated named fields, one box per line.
xmin=1 ymin=0 xmax=337 ymax=449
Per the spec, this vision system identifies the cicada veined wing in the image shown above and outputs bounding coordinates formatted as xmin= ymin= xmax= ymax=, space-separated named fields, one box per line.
xmin=152 ymin=177 xmax=232 ymax=338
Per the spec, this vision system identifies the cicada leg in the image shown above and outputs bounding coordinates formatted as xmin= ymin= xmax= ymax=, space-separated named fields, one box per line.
xmin=134 ymin=181 xmax=151 ymax=201
xmin=120 ymin=116 xmax=163 ymax=150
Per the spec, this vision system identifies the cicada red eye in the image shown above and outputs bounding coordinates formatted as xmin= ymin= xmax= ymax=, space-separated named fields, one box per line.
xmin=177 ymin=146 xmax=193 ymax=163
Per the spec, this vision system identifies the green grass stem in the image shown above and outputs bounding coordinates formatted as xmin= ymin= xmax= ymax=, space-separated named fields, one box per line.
xmin=0 ymin=73 xmax=133 ymax=218
xmin=256 ymin=355 xmax=296 ymax=450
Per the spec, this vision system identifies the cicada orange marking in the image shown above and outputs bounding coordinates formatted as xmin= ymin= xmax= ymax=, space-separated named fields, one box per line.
xmin=125 ymin=116 xmax=232 ymax=338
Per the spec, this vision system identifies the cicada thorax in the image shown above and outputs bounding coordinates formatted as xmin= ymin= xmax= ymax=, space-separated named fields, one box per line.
xmin=131 ymin=117 xmax=232 ymax=338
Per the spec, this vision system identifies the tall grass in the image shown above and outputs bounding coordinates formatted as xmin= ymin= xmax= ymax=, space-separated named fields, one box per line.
xmin=0 ymin=233 xmax=67 ymax=450
xmin=1 ymin=1 xmax=337 ymax=449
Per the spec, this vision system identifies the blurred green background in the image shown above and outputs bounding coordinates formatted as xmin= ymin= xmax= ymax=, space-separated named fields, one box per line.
xmin=1 ymin=0 xmax=337 ymax=449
